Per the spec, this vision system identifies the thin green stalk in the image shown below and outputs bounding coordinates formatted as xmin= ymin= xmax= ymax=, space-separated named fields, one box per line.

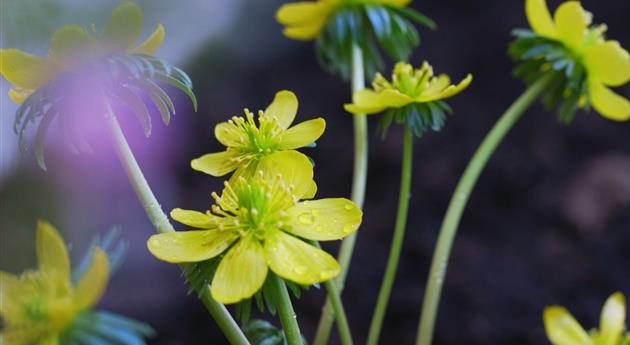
xmin=269 ymin=273 xmax=302 ymax=345
xmin=415 ymin=74 xmax=556 ymax=345
xmin=104 ymin=109 xmax=250 ymax=345
xmin=367 ymin=126 xmax=414 ymax=345
xmin=313 ymin=43 xmax=368 ymax=345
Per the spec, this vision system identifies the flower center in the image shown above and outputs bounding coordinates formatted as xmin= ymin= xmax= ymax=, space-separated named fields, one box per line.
xmin=227 ymin=109 xmax=284 ymax=160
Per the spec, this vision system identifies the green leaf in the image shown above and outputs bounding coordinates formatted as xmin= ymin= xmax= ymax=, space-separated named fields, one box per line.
xmin=388 ymin=6 xmax=436 ymax=30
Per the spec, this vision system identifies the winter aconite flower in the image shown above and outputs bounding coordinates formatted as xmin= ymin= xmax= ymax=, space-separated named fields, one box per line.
xmin=544 ymin=292 xmax=629 ymax=345
xmin=148 ymin=151 xmax=362 ymax=304
xmin=276 ymin=0 xmax=435 ymax=79
xmin=0 ymin=1 xmax=196 ymax=169
xmin=192 ymin=90 xmax=324 ymax=187
xmin=510 ymin=0 xmax=630 ymax=122
xmin=0 ymin=221 xmax=109 ymax=344
xmin=344 ymin=61 xmax=472 ymax=136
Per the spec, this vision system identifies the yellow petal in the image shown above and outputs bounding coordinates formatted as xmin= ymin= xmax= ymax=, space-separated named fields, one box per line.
xmin=258 ymin=151 xmax=315 ymax=200
xmin=598 ymin=292 xmax=626 ymax=345
xmin=0 ymin=49 xmax=52 ymax=89
xmin=49 ymin=25 xmax=95 ymax=65
xmin=276 ymin=1 xmax=332 ymax=25
xmin=215 ymin=122 xmax=248 ymax=148
xmin=525 ymin=0 xmax=557 ymax=38
xmin=418 ymin=74 xmax=473 ymax=102
xmin=170 ymin=208 xmax=215 ymax=228
xmin=279 ymin=118 xmax=326 ymax=150
xmin=8 ymin=88 xmax=34 ymax=104
xmin=283 ymin=20 xmax=328 ymax=41
xmin=36 ymin=220 xmax=70 ymax=280
xmin=421 ymin=74 xmax=451 ymax=97
xmin=584 ymin=41 xmax=630 ymax=87
xmin=102 ymin=1 xmax=144 ymax=50
xmin=554 ymin=1 xmax=590 ymax=50
xmin=147 ymin=230 xmax=238 ymax=263
xmin=133 ymin=24 xmax=166 ymax=55
xmin=376 ymin=0 xmax=412 ymax=7
xmin=211 ymin=236 xmax=268 ymax=304
xmin=74 ymin=247 xmax=110 ymax=311
xmin=191 ymin=150 xmax=239 ymax=177
xmin=543 ymin=306 xmax=593 ymax=345
xmin=345 ymin=89 xmax=413 ymax=115
xmin=284 ymin=198 xmax=362 ymax=241
xmin=589 ymin=81 xmax=630 ymax=121
xmin=303 ymin=179 xmax=318 ymax=199
xmin=264 ymin=229 xmax=339 ymax=285
xmin=265 ymin=90 xmax=299 ymax=129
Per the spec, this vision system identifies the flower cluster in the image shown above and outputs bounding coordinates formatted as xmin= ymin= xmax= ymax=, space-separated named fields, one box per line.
xmin=544 ymin=292 xmax=629 ymax=345
xmin=510 ymin=0 xmax=630 ymax=123
xmin=148 ymin=92 xmax=362 ymax=304
xmin=277 ymin=0 xmax=436 ymax=79
xmin=0 ymin=221 xmax=152 ymax=345
xmin=0 ymin=1 xmax=196 ymax=169
xmin=345 ymin=61 xmax=472 ymax=137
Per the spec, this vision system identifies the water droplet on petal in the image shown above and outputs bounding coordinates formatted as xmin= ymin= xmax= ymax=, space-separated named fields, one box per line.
xmin=298 ymin=212 xmax=315 ymax=225
xmin=342 ymin=224 xmax=355 ymax=234
xmin=294 ymin=265 xmax=307 ymax=275
xmin=344 ymin=203 xmax=354 ymax=210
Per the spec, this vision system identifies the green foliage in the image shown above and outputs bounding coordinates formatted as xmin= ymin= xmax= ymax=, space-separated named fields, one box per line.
xmin=509 ymin=29 xmax=588 ymax=124
xmin=13 ymin=53 xmax=196 ymax=170
xmin=59 ymin=310 xmax=154 ymax=345
xmin=243 ymin=319 xmax=309 ymax=345
xmin=315 ymin=4 xmax=435 ymax=80
xmin=377 ymin=100 xmax=452 ymax=139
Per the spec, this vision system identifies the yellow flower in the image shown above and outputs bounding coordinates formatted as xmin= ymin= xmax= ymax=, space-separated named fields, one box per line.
xmin=0 ymin=221 xmax=109 ymax=345
xmin=344 ymin=61 xmax=472 ymax=115
xmin=525 ymin=0 xmax=630 ymax=121
xmin=0 ymin=1 xmax=165 ymax=104
xmin=276 ymin=0 xmax=412 ymax=41
xmin=544 ymin=292 xmax=629 ymax=345
xmin=148 ymin=151 xmax=362 ymax=304
xmin=191 ymin=90 xmax=325 ymax=187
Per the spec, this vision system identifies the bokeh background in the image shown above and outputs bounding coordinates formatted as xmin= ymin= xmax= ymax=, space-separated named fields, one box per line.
xmin=1 ymin=0 xmax=630 ymax=344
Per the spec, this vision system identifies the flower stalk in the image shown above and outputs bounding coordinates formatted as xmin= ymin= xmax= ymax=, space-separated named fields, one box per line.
xmin=269 ymin=273 xmax=303 ymax=345
xmin=367 ymin=125 xmax=414 ymax=345
xmin=313 ymin=43 xmax=367 ymax=345
xmin=415 ymin=72 xmax=556 ymax=345
xmin=103 ymin=104 xmax=251 ymax=345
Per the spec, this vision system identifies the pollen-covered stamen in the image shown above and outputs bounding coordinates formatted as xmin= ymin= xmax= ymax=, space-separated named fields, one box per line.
xmin=220 ymin=108 xmax=285 ymax=160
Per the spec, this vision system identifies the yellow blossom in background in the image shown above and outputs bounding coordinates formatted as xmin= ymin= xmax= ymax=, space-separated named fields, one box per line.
xmin=525 ymin=0 xmax=630 ymax=120
xmin=544 ymin=292 xmax=629 ymax=345
xmin=276 ymin=0 xmax=412 ymax=41
xmin=0 ymin=1 xmax=165 ymax=104
xmin=344 ymin=61 xmax=472 ymax=115
xmin=191 ymin=90 xmax=324 ymax=191
xmin=148 ymin=151 xmax=362 ymax=304
xmin=0 ymin=221 xmax=109 ymax=345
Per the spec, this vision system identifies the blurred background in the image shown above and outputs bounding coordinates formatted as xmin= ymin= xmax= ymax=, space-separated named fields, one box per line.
xmin=1 ymin=0 xmax=629 ymax=344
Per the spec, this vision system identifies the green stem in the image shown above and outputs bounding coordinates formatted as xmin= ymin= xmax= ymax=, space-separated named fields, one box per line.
xmin=415 ymin=74 xmax=556 ymax=345
xmin=367 ymin=126 xmax=414 ymax=345
xmin=104 ymin=110 xmax=250 ymax=345
xmin=313 ymin=43 xmax=368 ymax=345
xmin=269 ymin=273 xmax=302 ymax=345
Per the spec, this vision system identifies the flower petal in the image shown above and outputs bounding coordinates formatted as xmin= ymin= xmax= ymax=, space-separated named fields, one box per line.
xmin=211 ymin=236 xmax=268 ymax=304
xmin=133 ymin=24 xmax=166 ymax=55
xmin=418 ymin=74 xmax=473 ymax=102
xmin=554 ymin=1 xmax=590 ymax=50
xmin=276 ymin=1 xmax=331 ymax=25
xmin=171 ymin=208 xmax=215 ymax=228
xmin=0 ymin=49 xmax=52 ymax=89
xmin=284 ymin=198 xmax=362 ymax=241
xmin=258 ymin=151 xmax=315 ymax=200
xmin=191 ymin=150 xmax=240 ymax=177
xmin=526 ymin=0 xmax=557 ymax=38
xmin=345 ymin=89 xmax=413 ymax=115
xmin=279 ymin=118 xmax=326 ymax=150
xmin=264 ymin=90 xmax=298 ymax=129
xmin=584 ymin=41 xmax=630 ymax=87
xmin=215 ymin=122 xmax=247 ymax=148
xmin=147 ymin=230 xmax=238 ymax=263
xmin=421 ymin=74 xmax=451 ymax=97
xmin=598 ymin=292 xmax=626 ymax=345
xmin=264 ymin=229 xmax=340 ymax=285
xmin=589 ymin=81 xmax=630 ymax=121
xmin=303 ymin=179 xmax=318 ymax=199
xmin=283 ymin=20 xmax=328 ymax=41
xmin=102 ymin=1 xmax=144 ymax=50
xmin=8 ymin=88 xmax=34 ymax=104
xmin=74 ymin=248 xmax=110 ymax=311
xmin=543 ymin=306 xmax=593 ymax=345
xmin=376 ymin=0 xmax=412 ymax=6
xmin=49 ymin=25 xmax=95 ymax=65
xmin=36 ymin=220 xmax=70 ymax=280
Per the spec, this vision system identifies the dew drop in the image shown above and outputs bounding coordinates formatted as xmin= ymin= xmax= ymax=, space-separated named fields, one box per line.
xmin=298 ymin=212 xmax=315 ymax=225
xmin=342 ymin=224 xmax=355 ymax=234
xmin=344 ymin=203 xmax=354 ymax=210
xmin=294 ymin=265 xmax=307 ymax=275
